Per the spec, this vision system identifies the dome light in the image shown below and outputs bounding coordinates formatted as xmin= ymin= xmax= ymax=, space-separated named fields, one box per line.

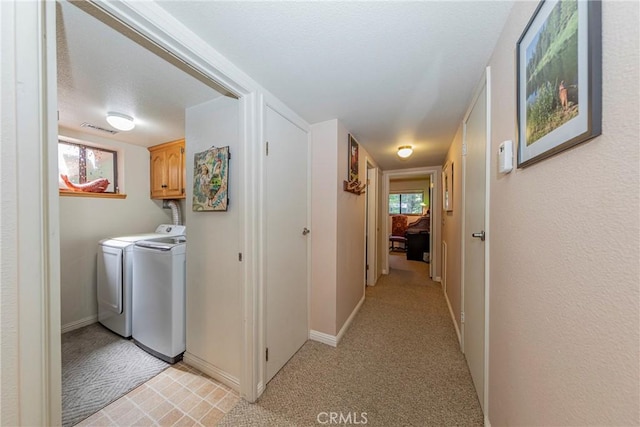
xmin=397 ymin=145 xmax=413 ymax=158
xmin=106 ymin=112 xmax=135 ymax=131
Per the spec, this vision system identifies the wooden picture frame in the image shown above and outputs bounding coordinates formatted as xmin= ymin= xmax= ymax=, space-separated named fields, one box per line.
xmin=348 ymin=134 xmax=359 ymax=182
xmin=192 ymin=146 xmax=229 ymax=211
xmin=442 ymin=161 xmax=453 ymax=212
xmin=516 ymin=0 xmax=601 ymax=168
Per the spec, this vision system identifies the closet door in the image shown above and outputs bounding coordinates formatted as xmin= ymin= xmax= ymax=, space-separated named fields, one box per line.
xmin=264 ymin=106 xmax=309 ymax=383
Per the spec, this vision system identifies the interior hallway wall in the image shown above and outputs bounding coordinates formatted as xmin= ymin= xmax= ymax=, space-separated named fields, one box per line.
xmin=310 ymin=119 xmax=380 ymax=337
xmin=440 ymin=126 xmax=463 ymax=334
xmin=487 ymin=1 xmax=639 ymax=424
xmin=58 ymin=128 xmax=171 ymax=330
xmin=184 ymin=96 xmax=242 ymax=383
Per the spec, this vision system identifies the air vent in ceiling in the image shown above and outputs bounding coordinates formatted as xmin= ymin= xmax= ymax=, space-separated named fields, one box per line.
xmin=80 ymin=122 xmax=119 ymax=135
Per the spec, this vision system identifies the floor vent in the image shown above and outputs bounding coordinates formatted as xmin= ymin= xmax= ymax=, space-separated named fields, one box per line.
xmin=81 ymin=122 xmax=119 ymax=135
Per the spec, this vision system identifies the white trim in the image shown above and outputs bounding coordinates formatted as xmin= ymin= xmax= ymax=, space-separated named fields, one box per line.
xmin=309 ymin=330 xmax=338 ymax=347
xmin=484 ymin=414 xmax=492 ymax=427
xmin=336 ymin=294 xmax=365 ymax=344
xmin=433 ymin=276 xmax=442 ymax=283
xmin=310 ymin=294 xmax=365 ymax=347
xmin=257 ymin=382 xmax=265 ymax=396
xmin=61 ymin=315 xmax=98 ymax=334
xmin=461 ymin=66 xmax=492 ymax=416
xmin=444 ymin=287 xmax=462 ymax=346
xmin=483 ymin=66 xmax=492 ymax=418
xmin=183 ymin=352 xmax=240 ymax=392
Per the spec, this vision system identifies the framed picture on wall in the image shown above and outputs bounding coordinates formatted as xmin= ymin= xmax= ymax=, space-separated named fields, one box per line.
xmin=348 ymin=134 xmax=359 ymax=182
xmin=516 ymin=0 xmax=602 ymax=168
xmin=442 ymin=162 xmax=453 ymax=212
xmin=192 ymin=146 xmax=229 ymax=211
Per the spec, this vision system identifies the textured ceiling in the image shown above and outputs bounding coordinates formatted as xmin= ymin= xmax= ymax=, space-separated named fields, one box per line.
xmin=158 ymin=1 xmax=514 ymax=169
xmin=56 ymin=0 xmax=223 ymax=147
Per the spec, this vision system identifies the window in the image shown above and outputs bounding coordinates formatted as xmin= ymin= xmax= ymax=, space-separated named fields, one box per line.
xmin=389 ymin=192 xmax=424 ymax=215
xmin=58 ymin=140 xmax=118 ymax=193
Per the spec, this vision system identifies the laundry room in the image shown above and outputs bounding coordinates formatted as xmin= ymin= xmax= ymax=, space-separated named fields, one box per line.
xmin=56 ymin=1 xmax=243 ymax=425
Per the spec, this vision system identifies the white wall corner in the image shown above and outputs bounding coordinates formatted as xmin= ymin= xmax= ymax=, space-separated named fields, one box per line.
xmin=309 ymin=330 xmax=338 ymax=348
xmin=444 ymin=290 xmax=462 ymax=346
xmin=336 ymin=294 xmax=365 ymax=345
xmin=183 ymin=352 xmax=240 ymax=392
xmin=60 ymin=315 xmax=98 ymax=334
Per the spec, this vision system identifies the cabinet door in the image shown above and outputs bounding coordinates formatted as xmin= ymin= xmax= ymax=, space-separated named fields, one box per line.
xmin=164 ymin=145 xmax=184 ymax=197
xmin=150 ymin=150 xmax=167 ymax=198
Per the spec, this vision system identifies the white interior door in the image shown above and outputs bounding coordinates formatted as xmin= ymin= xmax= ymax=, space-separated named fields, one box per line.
xmin=265 ymin=106 xmax=309 ymax=383
xmin=463 ymin=81 xmax=487 ymax=410
xmin=366 ymin=166 xmax=377 ymax=286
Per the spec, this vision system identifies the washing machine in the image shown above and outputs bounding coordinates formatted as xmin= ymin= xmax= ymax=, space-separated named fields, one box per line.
xmin=97 ymin=224 xmax=186 ymax=338
xmin=132 ymin=235 xmax=187 ymax=363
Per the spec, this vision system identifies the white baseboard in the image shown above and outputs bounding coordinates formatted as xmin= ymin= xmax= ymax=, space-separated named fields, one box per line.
xmin=310 ymin=295 xmax=365 ymax=348
xmin=336 ymin=294 xmax=364 ymax=343
xmin=382 ymin=269 xmax=388 ymax=275
xmin=484 ymin=414 xmax=491 ymax=427
xmin=61 ymin=314 xmax=97 ymax=334
xmin=434 ymin=276 xmax=442 ymax=282
xmin=257 ymin=381 xmax=264 ymax=397
xmin=309 ymin=330 xmax=337 ymax=347
xmin=183 ymin=352 xmax=240 ymax=392
xmin=444 ymin=290 xmax=461 ymax=346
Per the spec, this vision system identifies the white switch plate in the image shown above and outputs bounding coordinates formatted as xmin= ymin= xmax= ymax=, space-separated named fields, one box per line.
xmin=498 ymin=140 xmax=513 ymax=174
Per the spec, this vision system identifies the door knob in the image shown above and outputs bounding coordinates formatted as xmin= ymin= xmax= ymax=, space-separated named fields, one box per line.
xmin=302 ymin=228 xmax=310 ymax=235
xmin=472 ymin=231 xmax=485 ymax=241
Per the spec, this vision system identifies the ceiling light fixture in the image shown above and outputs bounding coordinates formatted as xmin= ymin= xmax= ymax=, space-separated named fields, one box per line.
xmin=106 ymin=112 xmax=135 ymax=131
xmin=397 ymin=145 xmax=413 ymax=159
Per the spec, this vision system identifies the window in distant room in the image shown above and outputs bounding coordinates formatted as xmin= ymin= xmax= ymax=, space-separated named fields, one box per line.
xmin=389 ymin=192 xmax=423 ymax=215
xmin=58 ymin=140 xmax=118 ymax=193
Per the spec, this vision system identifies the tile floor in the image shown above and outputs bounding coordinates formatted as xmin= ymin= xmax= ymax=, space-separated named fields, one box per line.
xmin=76 ymin=362 xmax=239 ymax=427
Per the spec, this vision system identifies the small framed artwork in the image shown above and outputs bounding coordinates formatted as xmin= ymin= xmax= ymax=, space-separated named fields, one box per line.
xmin=442 ymin=162 xmax=453 ymax=212
xmin=516 ymin=0 xmax=601 ymax=168
xmin=192 ymin=146 xmax=229 ymax=211
xmin=348 ymin=134 xmax=359 ymax=181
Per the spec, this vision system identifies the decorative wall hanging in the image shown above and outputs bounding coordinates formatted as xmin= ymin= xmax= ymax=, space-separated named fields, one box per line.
xmin=442 ymin=161 xmax=453 ymax=212
xmin=344 ymin=134 xmax=366 ymax=195
xmin=192 ymin=146 xmax=229 ymax=211
xmin=516 ymin=0 xmax=601 ymax=167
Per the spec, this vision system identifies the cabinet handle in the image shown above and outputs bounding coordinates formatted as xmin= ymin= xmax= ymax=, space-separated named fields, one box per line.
xmin=161 ymin=184 xmax=167 ymax=188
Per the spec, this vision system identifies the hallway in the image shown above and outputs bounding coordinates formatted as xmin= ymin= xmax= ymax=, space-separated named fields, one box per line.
xmin=219 ymin=253 xmax=482 ymax=426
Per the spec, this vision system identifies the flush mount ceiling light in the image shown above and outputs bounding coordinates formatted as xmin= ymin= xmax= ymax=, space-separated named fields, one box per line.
xmin=397 ymin=145 xmax=413 ymax=159
xmin=106 ymin=112 xmax=135 ymax=131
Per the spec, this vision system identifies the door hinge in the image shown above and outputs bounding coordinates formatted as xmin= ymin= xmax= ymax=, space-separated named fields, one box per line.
xmin=265 ymin=347 xmax=269 ymax=362
xmin=266 ymin=141 xmax=269 ymax=156
xmin=461 ymin=312 xmax=465 ymax=323
xmin=238 ymin=253 xmax=243 ymax=262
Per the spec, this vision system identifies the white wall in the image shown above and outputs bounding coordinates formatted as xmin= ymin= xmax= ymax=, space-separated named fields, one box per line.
xmin=310 ymin=119 xmax=380 ymax=337
xmin=310 ymin=119 xmax=338 ymax=335
xmin=335 ymin=121 xmax=368 ymax=332
xmin=487 ymin=1 xmax=639 ymax=425
xmin=58 ymin=128 xmax=172 ymax=330
xmin=184 ymin=96 xmax=242 ymax=383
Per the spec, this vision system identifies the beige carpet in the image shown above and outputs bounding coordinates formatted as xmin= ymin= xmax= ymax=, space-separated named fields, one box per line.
xmin=219 ymin=254 xmax=482 ymax=426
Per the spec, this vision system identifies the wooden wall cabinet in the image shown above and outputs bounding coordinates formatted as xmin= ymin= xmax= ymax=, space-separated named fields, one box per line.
xmin=149 ymin=138 xmax=185 ymax=199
